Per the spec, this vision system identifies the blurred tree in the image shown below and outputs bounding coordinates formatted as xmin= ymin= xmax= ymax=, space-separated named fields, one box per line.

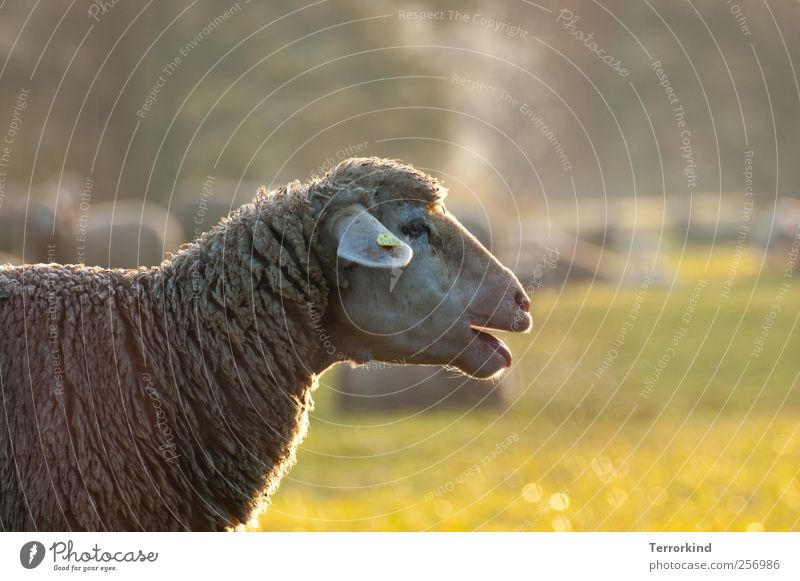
xmin=0 ymin=0 xmax=451 ymax=208
xmin=0 ymin=0 xmax=797 ymax=215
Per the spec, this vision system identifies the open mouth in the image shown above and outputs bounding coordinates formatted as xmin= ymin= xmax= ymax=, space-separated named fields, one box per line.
xmin=471 ymin=326 xmax=513 ymax=368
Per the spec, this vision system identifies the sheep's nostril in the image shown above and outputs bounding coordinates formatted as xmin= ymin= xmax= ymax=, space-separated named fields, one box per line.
xmin=515 ymin=290 xmax=530 ymax=313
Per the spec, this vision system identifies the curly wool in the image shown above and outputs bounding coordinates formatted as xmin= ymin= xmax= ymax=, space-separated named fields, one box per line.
xmin=0 ymin=157 xmax=444 ymax=531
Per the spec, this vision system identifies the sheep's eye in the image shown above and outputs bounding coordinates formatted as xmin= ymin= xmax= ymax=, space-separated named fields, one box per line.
xmin=401 ymin=219 xmax=431 ymax=239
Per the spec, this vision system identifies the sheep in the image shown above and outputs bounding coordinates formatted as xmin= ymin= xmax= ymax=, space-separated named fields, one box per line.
xmin=0 ymin=174 xmax=79 ymax=264
xmin=0 ymin=157 xmax=532 ymax=531
xmin=78 ymin=200 xmax=185 ymax=268
xmin=335 ymin=214 xmax=515 ymax=411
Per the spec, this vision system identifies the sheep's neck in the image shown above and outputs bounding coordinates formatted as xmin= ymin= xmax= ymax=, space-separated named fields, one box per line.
xmin=122 ymin=207 xmax=339 ymax=528
xmin=146 ymin=199 xmax=339 ymax=375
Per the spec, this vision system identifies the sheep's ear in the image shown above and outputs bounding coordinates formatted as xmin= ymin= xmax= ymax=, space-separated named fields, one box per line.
xmin=330 ymin=205 xmax=413 ymax=269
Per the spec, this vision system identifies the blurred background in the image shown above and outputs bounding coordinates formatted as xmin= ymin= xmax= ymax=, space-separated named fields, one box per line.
xmin=0 ymin=0 xmax=798 ymax=531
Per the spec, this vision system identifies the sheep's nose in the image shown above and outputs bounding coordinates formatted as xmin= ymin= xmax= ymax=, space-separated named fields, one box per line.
xmin=515 ymin=290 xmax=530 ymax=313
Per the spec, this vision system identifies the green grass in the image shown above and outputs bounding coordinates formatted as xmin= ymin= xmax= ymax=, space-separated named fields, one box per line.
xmin=255 ymin=267 xmax=799 ymax=531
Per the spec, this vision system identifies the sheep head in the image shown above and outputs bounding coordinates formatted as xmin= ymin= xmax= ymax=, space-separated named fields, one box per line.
xmin=315 ymin=158 xmax=532 ymax=379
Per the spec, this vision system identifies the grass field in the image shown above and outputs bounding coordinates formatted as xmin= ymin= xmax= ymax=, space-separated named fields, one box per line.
xmin=255 ymin=251 xmax=799 ymax=531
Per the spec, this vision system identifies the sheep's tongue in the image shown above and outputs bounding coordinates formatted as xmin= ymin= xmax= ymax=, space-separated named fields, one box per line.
xmin=473 ymin=329 xmax=513 ymax=367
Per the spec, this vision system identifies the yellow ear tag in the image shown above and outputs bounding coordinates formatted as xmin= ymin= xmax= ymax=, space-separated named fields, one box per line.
xmin=376 ymin=233 xmax=402 ymax=247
